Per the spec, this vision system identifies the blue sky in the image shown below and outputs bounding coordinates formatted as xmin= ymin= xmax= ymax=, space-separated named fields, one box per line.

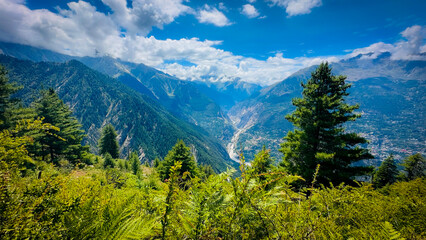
xmin=1 ymin=0 xmax=425 ymax=85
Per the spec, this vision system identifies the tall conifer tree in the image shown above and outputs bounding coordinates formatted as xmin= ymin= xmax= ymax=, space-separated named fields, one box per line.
xmin=128 ymin=151 xmax=141 ymax=175
xmin=373 ymin=155 xmax=398 ymax=188
xmin=0 ymin=65 xmax=20 ymax=130
xmin=98 ymin=124 xmax=120 ymax=159
xmin=280 ymin=63 xmax=373 ymax=186
xmin=400 ymin=153 xmax=425 ymax=181
xmin=159 ymin=140 xmax=198 ymax=181
xmin=33 ymin=88 xmax=87 ymax=164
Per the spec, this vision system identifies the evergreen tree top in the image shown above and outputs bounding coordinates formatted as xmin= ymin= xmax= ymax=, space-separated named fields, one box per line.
xmin=280 ymin=62 xmax=373 ymax=187
xmin=98 ymin=124 xmax=120 ymax=159
xmin=159 ymin=139 xmax=198 ymax=181
xmin=32 ymin=88 xmax=87 ymax=164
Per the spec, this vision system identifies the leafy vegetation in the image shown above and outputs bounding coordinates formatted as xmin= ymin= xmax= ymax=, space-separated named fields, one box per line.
xmin=1 ymin=62 xmax=425 ymax=239
xmin=399 ymin=153 xmax=425 ymax=181
xmin=0 ymin=65 xmax=20 ymax=130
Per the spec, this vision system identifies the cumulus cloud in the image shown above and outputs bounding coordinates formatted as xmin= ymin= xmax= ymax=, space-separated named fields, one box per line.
xmin=160 ymin=53 xmax=339 ymax=85
xmin=348 ymin=25 xmax=426 ymax=61
xmin=241 ymin=4 xmax=260 ymax=18
xmin=267 ymin=0 xmax=322 ymax=17
xmin=0 ymin=0 xmax=424 ymax=86
xmin=101 ymin=0 xmax=190 ymax=36
xmin=0 ymin=0 xmax=122 ymax=57
xmin=196 ymin=5 xmax=232 ymax=27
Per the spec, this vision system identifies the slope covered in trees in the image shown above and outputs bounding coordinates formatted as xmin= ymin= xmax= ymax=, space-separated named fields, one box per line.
xmin=1 ymin=60 xmax=425 ymax=239
xmin=0 ymin=55 xmax=236 ymax=172
xmin=229 ymin=54 xmax=426 ymax=162
xmin=0 ymin=42 xmax=236 ymax=144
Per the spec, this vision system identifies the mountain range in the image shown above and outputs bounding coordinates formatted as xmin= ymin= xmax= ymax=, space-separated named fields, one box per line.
xmin=1 ymin=41 xmax=425 ymax=168
xmin=228 ymin=53 xmax=426 ymax=164
xmin=0 ymin=54 xmax=237 ymax=172
xmin=0 ymin=42 xmax=246 ymax=143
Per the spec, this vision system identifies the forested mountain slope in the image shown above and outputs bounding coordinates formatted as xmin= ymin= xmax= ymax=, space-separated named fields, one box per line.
xmin=229 ymin=54 xmax=426 ymax=163
xmin=0 ymin=55 xmax=237 ymax=171
xmin=0 ymin=42 xmax=235 ymax=143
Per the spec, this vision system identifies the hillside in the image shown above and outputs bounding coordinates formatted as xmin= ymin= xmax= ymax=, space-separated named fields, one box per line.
xmin=229 ymin=54 xmax=426 ymax=163
xmin=0 ymin=55 xmax=237 ymax=172
xmin=0 ymin=42 xmax=235 ymax=143
xmin=2 ymin=42 xmax=425 ymax=165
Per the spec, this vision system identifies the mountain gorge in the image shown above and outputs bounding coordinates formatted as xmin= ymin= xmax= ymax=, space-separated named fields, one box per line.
xmin=0 ymin=55 xmax=237 ymax=171
xmin=0 ymin=42 xmax=236 ymax=144
xmin=228 ymin=54 xmax=426 ymax=163
xmin=1 ymin=42 xmax=425 ymax=168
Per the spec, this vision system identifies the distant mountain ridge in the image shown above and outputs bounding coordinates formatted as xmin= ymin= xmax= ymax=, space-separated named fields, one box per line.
xmin=0 ymin=42 xmax=238 ymax=143
xmin=2 ymin=41 xmax=425 ymax=166
xmin=0 ymin=55 xmax=237 ymax=172
xmin=228 ymin=54 xmax=426 ymax=163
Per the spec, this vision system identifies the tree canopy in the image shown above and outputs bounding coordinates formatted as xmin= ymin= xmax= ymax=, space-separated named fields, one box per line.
xmin=280 ymin=63 xmax=373 ymax=186
xmin=0 ymin=65 xmax=20 ymax=130
xmin=98 ymin=124 xmax=120 ymax=159
xmin=400 ymin=153 xmax=425 ymax=181
xmin=159 ymin=139 xmax=198 ymax=181
xmin=251 ymin=146 xmax=273 ymax=183
xmin=33 ymin=88 xmax=87 ymax=164
xmin=373 ymin=155 xmax=398 ymax=188
xmin=128 ymin=151 xmax=141 ymax=175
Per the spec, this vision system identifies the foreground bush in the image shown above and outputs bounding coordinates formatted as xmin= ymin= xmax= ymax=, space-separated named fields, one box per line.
xmin=1 ymin=157 xmax=425 ymax=239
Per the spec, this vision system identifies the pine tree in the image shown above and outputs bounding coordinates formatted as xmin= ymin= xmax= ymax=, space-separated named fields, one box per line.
xmin=98 ymin=124 xmax=120 ymax=159
xmin=0 ymin=65 xmax=21 ymax=130
xmin=33 ymin=88 xmax=87 ymax=164
xmin=400 ymin=153 xmax=425 ymax=181
xmin=159 ymin=140 xmax=198 ymax=181
xmin=373 ymin=155 xmax=398 ymax=188
xmin=280 ymin=63 xmax=373 ymax=186
xmin=128 ymin=151 xmax=141 ymax=175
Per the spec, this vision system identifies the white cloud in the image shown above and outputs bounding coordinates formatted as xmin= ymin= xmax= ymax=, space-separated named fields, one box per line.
xmin=267 ymin=0 xmax=322 ymax=17
xmin=160 ymin=53 xmax=339 ymax=86
xmin=218 ymin=2 xmax=227 ymax=11
xmin=196 ymin=4 xmax=232 ymax=27
xmin=392 ymin=25 xmax=426 ymax=60
xmin=0 ymin=1 xmax=424 ymax=87
xmin=101 ymin=0 xmax=190 ymax=35
xmin=348 ymin=25 xmax=426 ymax=61
xmin=0 ymin=0 xmax=122 ymax=57
xmin=241 ymin=4 xmax=260 ymax=18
